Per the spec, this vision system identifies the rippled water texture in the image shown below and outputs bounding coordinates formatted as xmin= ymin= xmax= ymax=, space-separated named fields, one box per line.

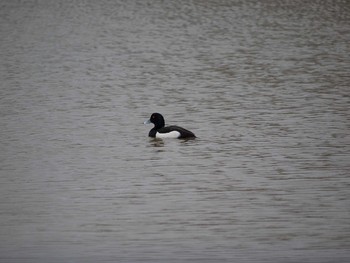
xmin=1 ymin=1 xmax=349 ymax=262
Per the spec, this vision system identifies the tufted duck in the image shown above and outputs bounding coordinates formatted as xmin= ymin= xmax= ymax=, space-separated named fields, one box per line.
xmin=144 ymin=113 xmax=196 ymax=139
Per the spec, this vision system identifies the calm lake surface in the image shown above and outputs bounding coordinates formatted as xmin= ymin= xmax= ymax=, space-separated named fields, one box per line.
xmin=1 ymin=1 xmax=349 ymax=262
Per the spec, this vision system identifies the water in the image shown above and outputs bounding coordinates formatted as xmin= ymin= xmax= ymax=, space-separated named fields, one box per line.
xmin=1 ymin=1 xmax=349 ymax=262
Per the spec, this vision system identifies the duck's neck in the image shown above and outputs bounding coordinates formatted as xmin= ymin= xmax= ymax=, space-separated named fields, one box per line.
xmin=155 ymin=120 xmax=165 ymax=129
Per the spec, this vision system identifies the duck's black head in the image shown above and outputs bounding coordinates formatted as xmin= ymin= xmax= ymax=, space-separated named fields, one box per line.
xmin=147 ymin=113 xmax=165 ymax=129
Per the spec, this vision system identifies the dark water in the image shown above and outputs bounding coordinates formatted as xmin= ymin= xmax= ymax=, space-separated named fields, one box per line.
xmin=1 ymin=1 xmax=349 ymax=262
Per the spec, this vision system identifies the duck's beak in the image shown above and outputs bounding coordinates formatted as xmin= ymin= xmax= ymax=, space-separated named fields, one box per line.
xmin=144 ymin=119 xmax=151 ymax=125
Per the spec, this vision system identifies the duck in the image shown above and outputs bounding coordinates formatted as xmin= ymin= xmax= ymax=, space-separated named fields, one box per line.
xmin=144 ymin=113 xmax=196 ymax=139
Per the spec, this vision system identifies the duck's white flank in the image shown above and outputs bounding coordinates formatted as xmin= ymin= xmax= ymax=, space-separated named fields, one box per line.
xmin=155 ymin=131 xmax=180 ymax=138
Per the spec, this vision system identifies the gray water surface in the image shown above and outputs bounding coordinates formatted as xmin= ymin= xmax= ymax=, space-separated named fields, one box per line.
xmin=1 ymin=1 xmax=349 ymax=262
